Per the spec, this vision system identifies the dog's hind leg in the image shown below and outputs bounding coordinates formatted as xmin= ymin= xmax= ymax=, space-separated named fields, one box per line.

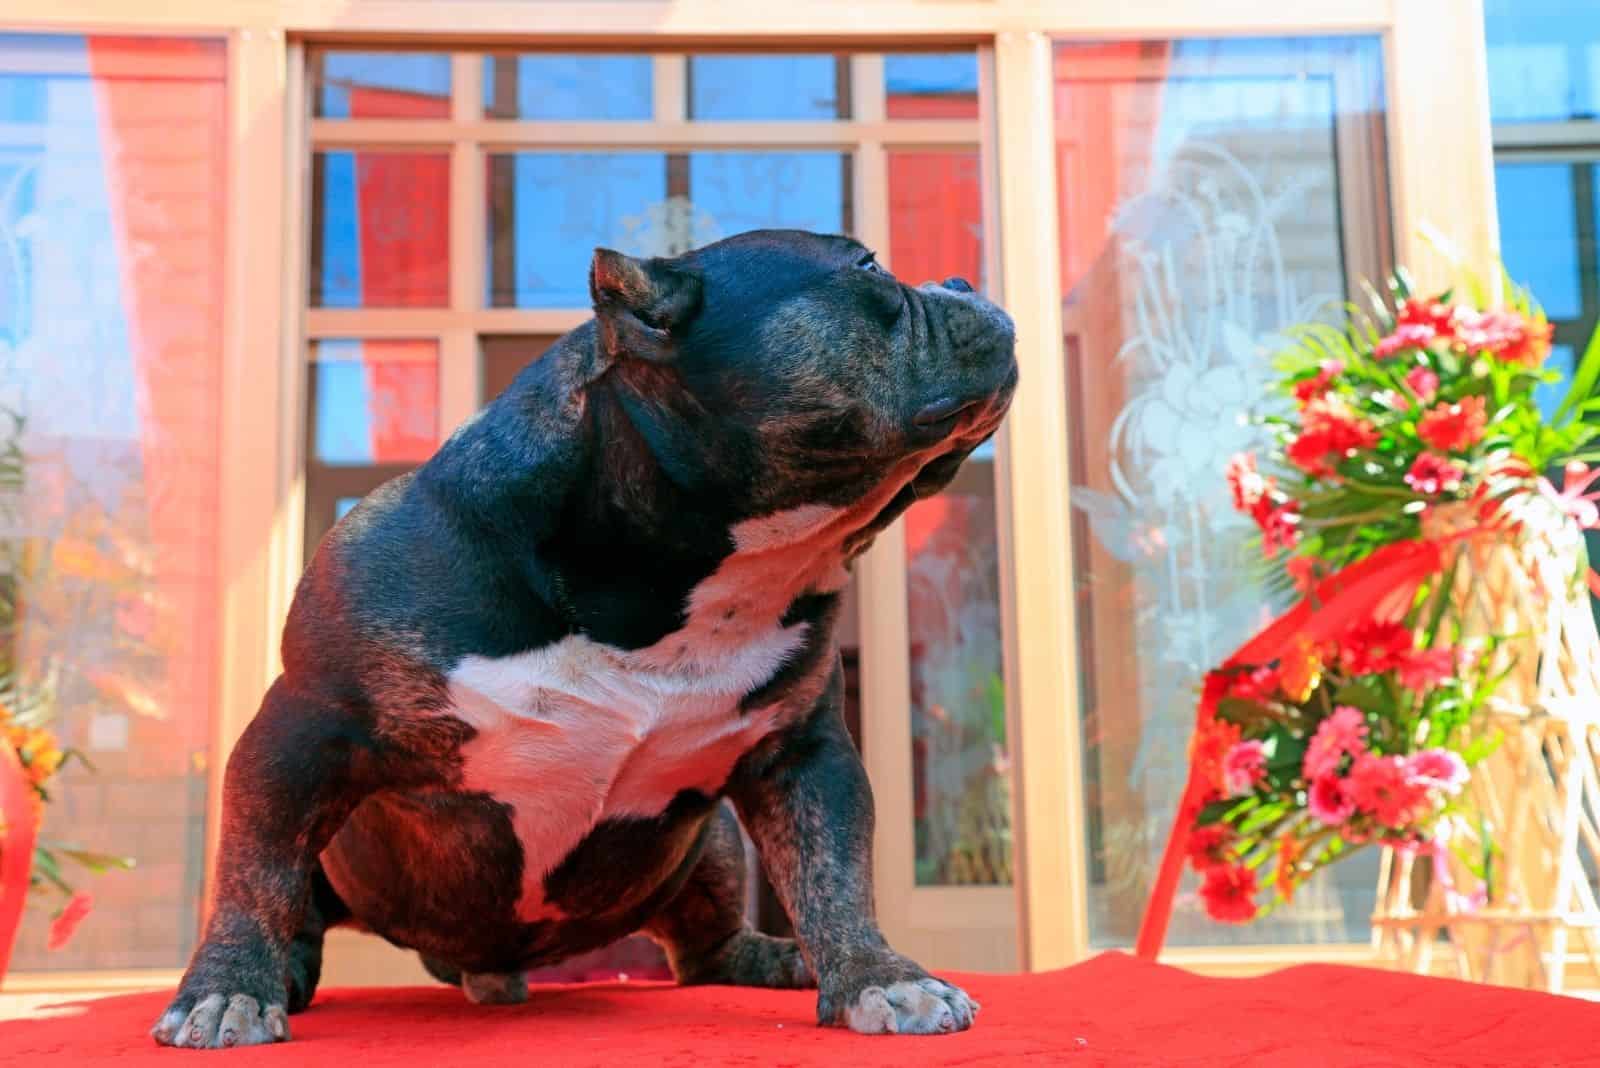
xmin=285 ymin=863 xmax=350 ymax=1014
xmin=645 ymin=801 xmax=813 ymax=989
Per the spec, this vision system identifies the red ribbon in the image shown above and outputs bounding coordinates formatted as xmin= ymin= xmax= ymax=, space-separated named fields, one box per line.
xmin=0 ymin=740 xmax=38 ymax=982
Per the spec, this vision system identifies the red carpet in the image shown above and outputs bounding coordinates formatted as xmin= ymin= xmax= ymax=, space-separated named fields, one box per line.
xmin=5 ymin=952 xmax=1599 ymax=1066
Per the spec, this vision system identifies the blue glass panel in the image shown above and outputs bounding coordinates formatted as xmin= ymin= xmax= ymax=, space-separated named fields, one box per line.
xmin=884 ymin=53 xmax=978 ymax=96
xmin=313 ymin=342 xmax=375 ymax=465
xmin=689 ymin=55 xmax=843 ymax=120
xmin=315 ymin=52 xmax=451 ymax=119
xmin=1483 ymin=0 xmax=1600 ymax=122
xmin=335 ymin=497 xmax=362 ymax=520
xmin=686 ymin=152 xmax=845 ymax=237
xmin=1536 ymin=344 xmax=1578 ymax=422
xmin=491 ymin=153 xmax=667 ymax=307
xmin=484 ymin=55 xmax=652 ymax=119
xmin=315 ymin=151 xmax=361 ymax=309
xmin=1495 ymin=162 xmax=1582 ymax=321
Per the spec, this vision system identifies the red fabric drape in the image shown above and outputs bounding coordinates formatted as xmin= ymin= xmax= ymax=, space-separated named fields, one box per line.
xmin=349 ymin=87 xmax=449 ymax=310
xmin=86 ymin=36 xmax=227 ymax=771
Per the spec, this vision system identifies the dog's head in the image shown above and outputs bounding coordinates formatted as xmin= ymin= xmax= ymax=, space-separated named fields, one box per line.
xmin=585 ymin=229 xmax=1016 ymax=550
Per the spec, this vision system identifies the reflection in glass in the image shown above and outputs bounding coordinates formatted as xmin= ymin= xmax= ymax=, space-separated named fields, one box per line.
xmin=310 ymin=340 xmax=440 ymax=466
xmin=688 ymin=55 xmax=847 ymax=120
xmin=483 ymin=55 xmax=652 ymax=119
xmin=1053 ymin=36 xmax=1391 ymax=946
xmin=1494 ymin=163 xmax=1582 ymax=320
xmin=1483 ymin=0 xmax=1600 ymax=123
xmin=685 ymin=153 xmax=847 ymax=237
xmin=0 ymin=33 xmax=228 ymax=970
xmin=487 ymin=153 xmax=667 ymax=308
xmin=311 ymin=151 xmax=450 ymax=308
xmin=313 ymin=52 xmax=450 ymax=119
xmin=885 ymin=53 xmax=979 ymax=119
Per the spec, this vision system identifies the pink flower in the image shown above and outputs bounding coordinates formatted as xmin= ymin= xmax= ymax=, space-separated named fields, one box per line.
xmin=1375 ymin=322 xmax=1438 ymax=360
xmin=1226 ymin=452 xmax=1270 ymax=512
xmin=1349 ymin=753 xmax=1431 ymax=828
xmin=1454 ymin=309 xmax=1553 ymax=367
xmin=1403 ymin=453 xmax=1465 ymax=495
xmin=1199 ymin=864 xmax=1259 ymax=923
xmin=1308 ymin=774 xmax=1355 ymax=825
xmin=1302 ymin=705 xmax=1370 ymax=780
xmin=48 ymin=892 xmax=93 ymax=952
xmin=1223 ymin=740 xmax=1268 ymax=796
xmin=1405 ymin=366 xmax=1440 ymax=402
xmin=1405 ymin=748 xmax=1469 ymax=796
xmin=1396 ymin=647 xmax=1456 ymax=692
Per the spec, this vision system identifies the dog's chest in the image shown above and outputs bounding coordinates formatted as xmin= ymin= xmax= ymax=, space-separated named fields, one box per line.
xmin=445 ymin=617 xmax=806 ymax=921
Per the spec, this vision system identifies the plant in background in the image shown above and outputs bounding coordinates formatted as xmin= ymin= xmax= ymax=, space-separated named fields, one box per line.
xmin=0 ymin=410 xmax=133 ymax=953
xmin=1187 ymin=272 xmax=1600 ymax=923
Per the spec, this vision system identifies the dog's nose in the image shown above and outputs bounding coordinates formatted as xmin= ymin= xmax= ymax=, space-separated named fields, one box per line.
xmin=913 ymin=396 xmax=982 ymax=428
xmin=942 ymin=276 xmax=975 ymax=294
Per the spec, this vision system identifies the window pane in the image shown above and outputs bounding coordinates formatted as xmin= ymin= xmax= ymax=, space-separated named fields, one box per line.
xmin=1483 ymin=0 xmax=1600 ymax=123
xmin=1495 ymin=162 xmax=1582 ymax=320
xmin=311 ymin=150 xmax=450 ymax=308
xmin=688 ymin=55 xmax=848 ymax=119
xmin=885 ymin=53 xmax=979 ymax=119
xmin=889 ymin=147 xmax=1007 ymax=886
xmin=483 ymin=55 xmax=652 ymax=119
xmin=1054 ymin=36 xmax=1391 ymax=947
xmin=685 ymin=152 xmax=847 ymax=237
xmin=0 ymin=32 xmax=227 ymax=971
xmin=487 ymin=153 xmax=667 ymax=308
xmin=486 ymin=152 xmax=848 ymax=307
xmin=313 ymin=51 xmax=450 ymax=119
xmin=310 ymin=340 xmax=440 ymax=466
xmin=480 ymin=335 xmax=559 ymax=406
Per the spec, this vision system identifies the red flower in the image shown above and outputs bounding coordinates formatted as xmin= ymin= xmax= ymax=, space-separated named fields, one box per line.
xmin=1225 ymin=452 xmax=1270 ymax=512
xmin=1227 ymin=666 xmax=1282 ymax=702
xmin=48 ymin=892 xmax=93 ymax=952
xmin=1349 ymin=753 xmax=1431 ymax=828
xmin=1403 ymin=452 xmax=1465 ymax=495
xmin=1339 ymin=619 xmax=1414 ymax=676
xmin=1455 ymin=309 xmax=1553 ymax=367
xmin=1399 ymin=297 xmax=1457 ymax=337
xmin=1288 ymin=397 xmax=1379 ymax=478
xmin=1191 ymin=717 xmax=1243 ymax=797
xmin=1396 ymin=647 xmax=1456 ymax=693
xmin=1255 ymin=500 xmax=1302 ymax=556
xmin=1375 ymin=322 xmax=1438 ymax=360
xmin=1292 ymin=359 xmax=1344 ymax=406
xmin=1200 ymin=864 xmax=1260 ymax=923
xmin=1185 ymin=823 xmax=1234 ymax=871
xmin=1308 ymin=773 xmax=1355 ymax=825
xmin=1417 ymin=395 xmax=1487 ymax=453
xmin=1404 ymin=366 xmax=1440 ymax=403
xmin=1285 ymin=555 xmax=1325 ymax=594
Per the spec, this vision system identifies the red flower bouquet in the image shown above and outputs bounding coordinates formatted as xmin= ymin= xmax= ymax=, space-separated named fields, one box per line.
xmin=1187 ymin=273 xmax=1600 ymax=924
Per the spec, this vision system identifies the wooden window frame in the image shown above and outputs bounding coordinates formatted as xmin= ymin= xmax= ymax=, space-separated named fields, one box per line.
xmin=0 ymin=0 xmax=1500 ymax=994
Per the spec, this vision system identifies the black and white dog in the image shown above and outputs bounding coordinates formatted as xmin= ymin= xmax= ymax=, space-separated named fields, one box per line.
xmin=152 ymin=230 xmax=1017 ymax=1048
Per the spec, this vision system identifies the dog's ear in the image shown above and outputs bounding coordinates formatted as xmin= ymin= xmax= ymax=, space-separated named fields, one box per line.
xmin=589 ymin=248 xmax=703 ymax=363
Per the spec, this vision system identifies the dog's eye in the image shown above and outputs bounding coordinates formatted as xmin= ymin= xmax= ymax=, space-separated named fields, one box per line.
xmin=856 ymin=254 xmax=889 ymax=276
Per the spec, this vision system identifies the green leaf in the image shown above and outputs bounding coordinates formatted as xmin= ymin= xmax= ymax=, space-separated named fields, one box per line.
xmin=57 ymin=848 xmax=136 ymax=873
xmin=1553 ymin=319 xmax=1600 ymax=426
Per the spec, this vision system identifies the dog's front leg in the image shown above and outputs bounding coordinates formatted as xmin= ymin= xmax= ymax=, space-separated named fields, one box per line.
xmin=728 ymin=658 xmax=979 ymax=1035
xmin=152 ymin=679 xmax=373 ymax=1049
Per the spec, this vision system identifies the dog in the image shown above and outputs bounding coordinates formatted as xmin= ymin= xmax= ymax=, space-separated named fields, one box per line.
xmin=152 ymin=229 xmax=1017 ymax=1048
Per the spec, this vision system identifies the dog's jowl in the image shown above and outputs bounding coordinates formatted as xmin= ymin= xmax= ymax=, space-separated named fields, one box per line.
xmin=152 ymin=230 xmax=1018 ymax=1048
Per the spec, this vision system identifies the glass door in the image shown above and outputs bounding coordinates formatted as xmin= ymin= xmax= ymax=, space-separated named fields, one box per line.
xmin=1050 ymin=35 xmax=1394 ymax=949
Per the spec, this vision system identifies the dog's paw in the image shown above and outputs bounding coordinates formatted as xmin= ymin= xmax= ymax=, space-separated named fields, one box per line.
xmin=843 ymin=977 xmax=978 ymax=1035
xmin=152 ymin=992 xmax=289 ymax=1049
